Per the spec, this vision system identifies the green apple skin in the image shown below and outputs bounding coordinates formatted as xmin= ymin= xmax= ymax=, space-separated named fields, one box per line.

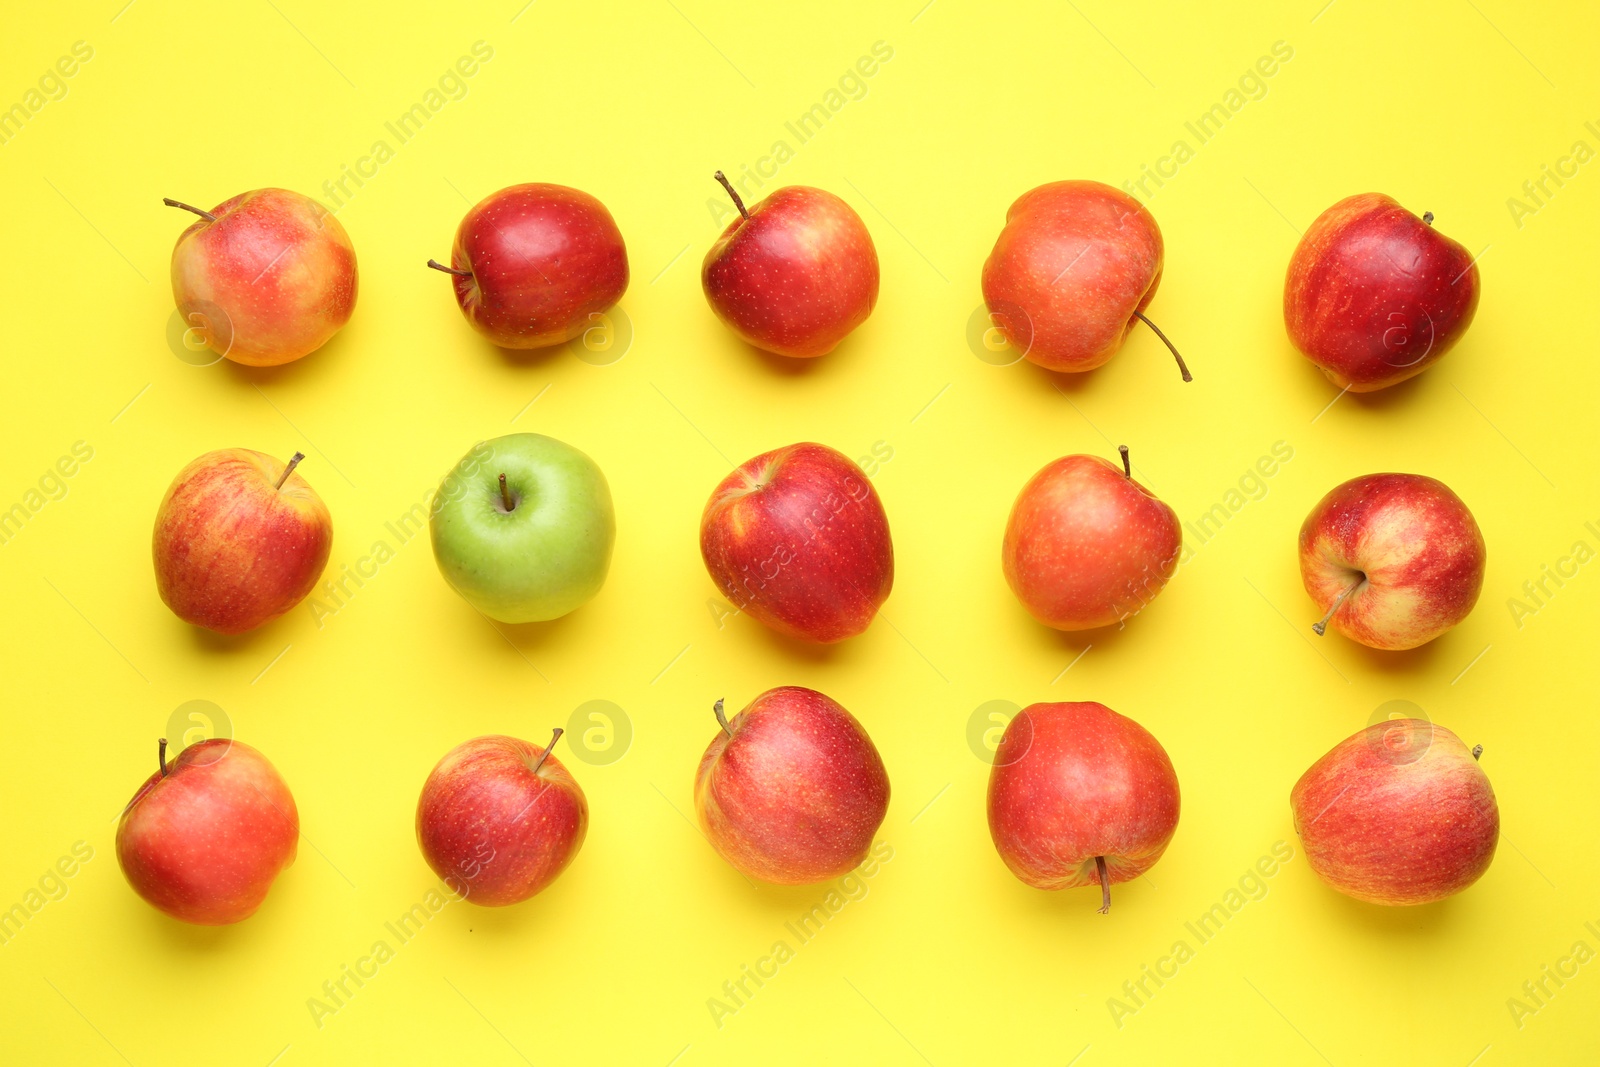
xmin=430 ymin=434 xmax=615 ymax=623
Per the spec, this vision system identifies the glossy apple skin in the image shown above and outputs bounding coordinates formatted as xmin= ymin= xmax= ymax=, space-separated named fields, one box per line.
xmin=430 ymin=433 xmax=615 ymax=623
xmin=441 ymin=183 xmax=628 ymax=349
xmin=700 ymin=443 xmax=893 ymax=643
xmin=982 ymin=181 xmax=1163 ymax=372
xmin=153 ymin=448 xmax=333 ymax=634
xmin=1285 ymin=193 xmax=1481 ymax=392
xmin=170 ymin=188 xmax=357 ymax=367
xmin=117 ymin=740 xmax=298 ymax=925
xmin=695 ymin=687 xmax=890 ymax=885
xmin=1003 ymin=453 xmax=1182 ymax=630
xmin=1291 ymin=719 xmax=1497 ymax=905
xmin=416 ymin=735 xmax=588 ymax=907
xmin=988 ymin=702 xmax=1180 ymax=898
xmin=1299 ymin=473 xmax=1485 ymax=650
xmin=702 ymin=186 xmax=879 ymax=358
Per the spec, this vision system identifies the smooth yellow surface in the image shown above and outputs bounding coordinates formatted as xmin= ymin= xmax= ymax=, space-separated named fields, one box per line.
xmin=2 ymin=1 xmax=1597 ymax=1063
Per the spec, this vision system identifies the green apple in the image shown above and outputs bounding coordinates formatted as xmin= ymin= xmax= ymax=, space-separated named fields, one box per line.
xmin=430 ymin=433 xmax=615 ymax=623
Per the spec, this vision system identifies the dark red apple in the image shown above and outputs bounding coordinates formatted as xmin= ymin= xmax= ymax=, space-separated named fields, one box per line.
xmin=1002 ymin=445 xmax=1181 ymax=631
xmin=415 ymin=730 xmax=586 ymax=906
xmin=987 ymin=701 xmax=1179 ymax=912
xmin=694 ymin=688 xmax=890 ymax=885
xmin=1300 ymin=473 xmax=1485 ymax=650
xmin=982 ymin=180 xmax=1190 ymax=378
xmin=1291 ymin=718 xmax=1497 ymax=905
xmin=429 ymin=183 xmax=628 ymax=349
xmin=700 ymin=442 xmax=893 ymax=643
xmin=117 ymin=738 xmax=298 ymax=925
xmin=702 ymin=173 xmax=878 ymax=358
xmin=1284 ymin=193 xmax=1481 ymax=391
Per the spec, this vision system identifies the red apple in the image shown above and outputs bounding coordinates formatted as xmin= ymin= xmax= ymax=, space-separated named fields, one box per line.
xmin=988 ymin=701 xmax=1179 ymax=912
xmin=429 ymin=183 xmax=628 ymax=349
xmin=117 ymin=738 xmax=298 ymax=925
xmin=1300 ymin=473 xmax=1486 ymax=650
xmin=1284 ymin=193 xmax=1481 ymax=392
xmin=694 ymin=688 xmax=890 ymax=885
xmin=702 ymin=173 xmax=878 ymax=358
xmin=166 ymin=189 xmax=357 ymax=367
xmin=416 ymin=730 xmax=587 ymax=906
xmin=982 ymin=180 xmax=1190 ymax=379
xmin=700 ymin=442 xmax=893 ymax=643
xmin=1291 ymin=718 xmax=1497 ymax=905
xmin=1002 ymin=445 xmax=1181 ymax=631
xmin=153 ymin=449 xmax=333 ymax=635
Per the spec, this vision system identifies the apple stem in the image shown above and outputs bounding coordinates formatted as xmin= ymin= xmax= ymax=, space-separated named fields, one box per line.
xmin=713 ymin=171 xmax=750 ymax=221
xmin=1472 ymin=744 xmax=1483 ymax=761
xmin=427 ymin=258 xmax=473 ymax=278
xmin=531 ymin=728 xmax=564 ymax=775
xmin=1424 ymin=211 xmax=1435 ymax=226
xmin=498 ymin=473 xmax=514 ymax=512
xmin=1131 ymin=311 xmax=1192 ymax=382
xmin=157 ymin=737 xmax=169 ymax=777
xmin=1118 ymin=445 xmax=1131 ymax=478
xmin=713 ymin=698 xmax=733 ymax=738
xmin=1095 ymin=855 xmax=1111 ymax=915
xmin=274 ymin=452 xmax=306 ymax=491
xmin=1311 ymin=579 xmax=1362 ymax=636
xmin=163 ymin=197 xmax=217 ymax=223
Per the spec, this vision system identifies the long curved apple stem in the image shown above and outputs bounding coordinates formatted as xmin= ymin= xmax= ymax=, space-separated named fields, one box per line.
xmin=1131 ymin=311 xmax=1192 ymax=382
xmin=274 ymin=452 xmax=306 ymax=490
xmin=713 ymin=171 xmax=750 ymax=221
xmin=163 ymin=197 xmax=217 ymax=223
xmin=1424 ymin=211 xmax=1435 ymax=226
xmin=157 ymin=737 xmax=169 ymax=777
xmin=531 ymin=728 xmax=564 ymax=774
xmin=1472 ymin=744 xmax=1483 ymax=761
xmin=1095 ymin=855 xmax=1111 ymax=915
xmin=427 ymin=258 xmax=473 ymax=278
xmin=1311 ymin=580 xmax=1361 ymax=636
xmin=713 ymin=698 xmax=733 ymax=738
xmin=498 ymin=473 xmax=514 ymax=512
xmin=1118 ymin=445 xmax=1131 ymax=478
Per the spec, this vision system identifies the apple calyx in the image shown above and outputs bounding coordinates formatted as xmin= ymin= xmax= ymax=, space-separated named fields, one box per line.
xmin=1095 ymin=855 xmax=1111 ymax=915
xmin=530 ymin=727 xmax=564 ymax=775
xmin=1423 ymin=211 xmax=1435 ymax=226
xmin=1130 ymin=311 xmax=1192 ymax=382
xmin=498 ymin=473 xmax=514 ymax=512
xmin=1310 ymin=577 xmax=1364 ymax=636
xmin=1118 ymin=445 xmax=1131 ymax=478
xmin=163 ymin=197 xmax=217 ymax=223
xmin=713 ymin=698 xmax=733 ymax=738
xmin=427 ymin=259 xmax=473 ymax=278
xmin=274 ymin=451 xmax=306 ymax=491
xmin=1472 ymin=744 xmax=1483 ymax=761
xmin=713 ymin=171 xmax=750 ymax=221
xmin=157 ymin=736 xmax=170 ymax=777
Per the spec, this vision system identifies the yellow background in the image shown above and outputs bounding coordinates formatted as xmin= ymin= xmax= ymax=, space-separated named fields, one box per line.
xmin=2 ymin=0 xmax=1596 ymax=1063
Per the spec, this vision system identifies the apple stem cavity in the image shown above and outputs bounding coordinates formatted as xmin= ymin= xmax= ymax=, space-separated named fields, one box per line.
xmin=1095 ymin=855 xmax=1111 ymax=915
xmin=274 ymin=451 xmax=306 ymax=491
xmin=1472 ymin=744 xmax=1483 ymax=761
xmin=1311 ymin=579 xmax=1362 ymax=636
xmin=531 ymin=727 xmax=564 ymax=775
xmin=162 ymin=197 xmax=217 ymax=223
xmin=427 ymin=258 xmax=473 ymax=278
xmin=498 ymin=473 xmax=514 ymax=512
xmin=1131 ymin=311 xmax=1192 ymax=382
xmin=713 ymin=171 xmax=750 ymax=221
xmin=713 ymin=697 xmax=733 ymax=738
xmin=157 ymin=737 xmax=169 ymax=777
xmin=1424 ymin=211 xmax=1435 ymax=226
xmin=1118 ymin=445 xmax=1131 ymax=478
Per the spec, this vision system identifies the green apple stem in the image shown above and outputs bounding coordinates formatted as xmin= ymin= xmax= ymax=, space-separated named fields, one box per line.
xmin=1131 ymin=311 xmax=1192 ymax=382
xmin=498 ymin=473 xmax=514 ymax=512
xmin=1095 ymin=855 xmax=1111 ymax=915
xmin=1424 ymin=211 xmax=1435 ymax=226
xmin=274 ymin=452 xmax=306 ymax=490
xmin=531 ymin=728 xmax=564 ymax=775
xmin=157 ymin=737 xmax=169 ymax=777
xmin=713 ymin=171 xmax=750 ymax=221
xmin=1118 ymin=445 xmax=1131 ymax=478
xmin=1311 ymin=579 xmax=1362 ymax=636
xmin=427 ymin=258 xmax=473 ymax=278
xmin=1472 ymin=744 xmax=1483 ymax=761
xmin=713 ymin=698 xmax=733 ymax=738
xmin=163 ymin=197 xmax=217 ymax=223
